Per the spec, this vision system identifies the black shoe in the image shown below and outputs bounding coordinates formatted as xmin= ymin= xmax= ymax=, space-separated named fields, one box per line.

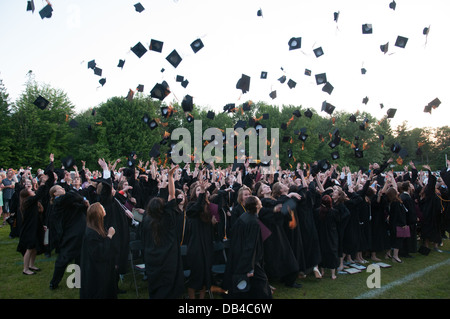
xmin=49 ymin=283 xmax=59 ymax=290
xmin=285 ymin=282 xmax=302 ymax=289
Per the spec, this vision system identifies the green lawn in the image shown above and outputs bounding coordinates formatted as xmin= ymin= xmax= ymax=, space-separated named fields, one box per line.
xmin=1 ymin=224 xmax=449 ymax=299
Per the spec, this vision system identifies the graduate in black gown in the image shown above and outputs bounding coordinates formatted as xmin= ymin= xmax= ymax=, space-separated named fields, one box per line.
xmin=80 ymin=202 xmax=116 ymax=299
xmin=314 ymin=195 xmax=340 ymax=280
xmin=223 ymin=195 xmax=272 ymax=299
xmin=386 ymin=187 xmax=407 ymax=263
xmin=399 ymin=181 xmax=418 ymax=256
xmin=49 ymin=185 xmax=88 ymax=290
xmin=142 ymin=165 xmax=185 ymax=299
xmin=331 ymin=187 xmax=351 ymax=271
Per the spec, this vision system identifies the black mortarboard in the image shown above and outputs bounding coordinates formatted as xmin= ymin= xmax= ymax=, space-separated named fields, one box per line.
xmin=117 ymin=59 xmax=125 ymax=69
xmin=380 ymin=42 xmax=389 ymax=54
xmin=395 ymin=36 xmax=408 ymax=48
xmin=34 ymin=95 xmax=49 ymax=110
xmin=149 ymin=143 xmax=161 ymax=158
xmin=263 ymin=113 xmax=269 ymax=120
xmin=362 ymin=23 xmax=373 ymax=34
xmin=361 ymin=68 xmax=367 ymax=74
xmin=160 ymin=106 xmax=171 ymax=118
xmin=304 ymin=109 xmax=313 ymax=118
xmin=423 ymin=26 xmax=430 ymax=36
xmin=354 ymin=148 xmax=364 ymax=158
xmin=176 ymin=75 xmax=184 ymax=82
xmin=287 ymin=79 xmax=297 ymax=89
xmin=149 ymin=39 xmax=164 ymax=53
xmin=299 ymin=130 xmax=308 ymax=142
xmin=334 ymin=11 xmax=340 ymax=22
xmin=287 ymin=148 xmax=293 ymax=158
xmin=99 ymin=78 xmax=106 ymax=86
xmin=387 ymin=108 xmax=397 ymax=119
xmin=190 ymin=38 xmax=204 ymax=53
xmin=427 ymin=98 xmax=441 ymax=111
xmin=87 ymin=60 xmax=96 ymax=70
xmin=236 ymin=74 xmax=250 ymax=93
xmin=293 ymin=110 xmax=301 ymax=118
xmin=288 ymin=37 xmax=302 ymax=50
xmin=269 ymin=90 xmax=277 ymax=99
xmin=62 ymin=156 xmax=75 ymax=169
xmin=359 ymin=123 xmax=366 ymax=131
xmin=142 ymin=113 xmax=150 ymax=124
xmin=331 ymin=151 xmax=340 ymax=160
xmin=278 ymin=75 xmax=286 ymax=84
xmin=281 ymin=123 xmax=287 ymax=130
xmin=389 ymin=0 xmax=396 ymax=10
xmin=181 ymin=79 xmax=189 ymax=88
xmin=305 ymin=69 xmax=311 ymax=76
xmin=322 ymin=82 xmax=334 ymax=95
xmin=166 ymin=50 xmax=182 ymax=68
xmin=281 ymin=198 xmax=297 ymax=216
xmin=69 ymin=119 xmax=78 ymax=128
xmin=234 ymin=120 xmax=247 ymax=130
xmin=136 ymin=84 xmax=144 ymax=92
xmin=186 ymin=114 xmax=194 ymax=123
xmin=27 ymin=0 xmax=35 ymax=13
xmin=260 ymin=71 xmax=268 ymax=79
xmin=93 ymin=67 xmax=102 ymax=76
xmin=315 ymin=73 xmax=327 ymax=85
xmin=321 ymin=101 xmax=335 ymax=115
xmin=223 ymin=103 xmax=236 ymax=113
xmin=181 ymin=95 xmax=194 ymax=112
xmin=328 ymin=136 xmax=341 ymax=149
xmin=150 ymin=81 xmax=170 ymax=100
xmin=313 ymin=47 xmax=324 ymax=58
xmin=131 ymin=42 xmax=147 ymax=58
xmin=318 ymin=159 xmax=331 ymax=172
xmin=207 ymin=111 xmax=215 ymax=120
xmin=134 ymin=3 xmax=145 ymax=13
xmin=349 ymin=114 xmax=357 ymax=122
xmin=257 ymin=8 xmax=263 ymax=17
xmin=391 ymin=143 xmax=402 ymax=153
xmin=39 ymin=4 xmax=53 ymax=19
xmin=362 ymin=96 xmax=369 ymax=104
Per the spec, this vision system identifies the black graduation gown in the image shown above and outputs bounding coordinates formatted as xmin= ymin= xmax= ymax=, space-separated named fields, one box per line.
xmin=223 ymin=212 xmax=272 ymax=299
xmin=343 ymin=192 xmax=362 ymax=256
xmin=419 ymin=172 xmax=442 ymax=244
xmin=314 ymin=208 xmax=340 ymax=269
xmin=142 ymin=199 xmax=185 ymax=299
xmin=334 ymin=202 xmax=350 ymax=258
xmin=80 ymin=227 xmax=116 ymax=299
xmin=185 ymin=193 xmax=214 ymax=290
xmin=387 ymin=201 xmax=407 ymax=249
xmin=400 ymin=192 xmax=418 ymax=253
xmin=258 ymin=197 xmax=299 ymax=279
xmin=370 ymin=195 xmax=390 ymax=252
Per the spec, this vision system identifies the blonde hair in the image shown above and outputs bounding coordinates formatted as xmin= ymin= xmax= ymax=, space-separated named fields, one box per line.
xmin=86 ymin=203 xmax=107 ymax=238
xmin=237 ymin=185 xmax=251 ymax=205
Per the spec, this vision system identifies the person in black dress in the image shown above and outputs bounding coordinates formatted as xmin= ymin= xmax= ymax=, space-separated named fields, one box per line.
xmin=386 ymin=186 xmax=407 ymax=263
xmin=223 ymin=195 xmax=272 ymax=299
xmin=142 ymin=165 xmax=185 ymax=299
xmin=399 ymin=181 xmax=418 ymax=257
xmin=80 ymin=202 xmax=116 ymax=299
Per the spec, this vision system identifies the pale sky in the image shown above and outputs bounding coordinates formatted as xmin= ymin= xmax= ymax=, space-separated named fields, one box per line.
xmin=1 ymin=0 xmax=448 ymax=130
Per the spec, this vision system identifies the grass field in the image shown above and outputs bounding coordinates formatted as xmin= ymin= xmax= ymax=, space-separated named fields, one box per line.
xmin=1 ymin=224 xmax=449 ymax=300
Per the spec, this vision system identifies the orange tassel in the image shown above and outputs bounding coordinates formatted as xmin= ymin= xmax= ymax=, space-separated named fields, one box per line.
xmin=302 ymin=142 xmax=305 ymax=151
xmin=288 ymin=210 xmax=297 ymax=229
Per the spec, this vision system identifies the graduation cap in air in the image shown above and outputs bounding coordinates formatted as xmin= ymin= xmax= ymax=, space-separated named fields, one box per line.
xmin=424 ymin=97 xmax=441 ymax=113
xmin=287 ymin=79 xmax=297 ymax=89
xmin=299 ymin=130 xmax=308 ymax=142
xmin=305 ymin=69 xmax=311 ymax=76
xmin=257 ymin=8 xmax=263 ymax=17
xmin=322 ymin=82 xmax=334 ymax=95
xmin=39 ymin=4 xmax=53 ymax=19
xmin=293 ymin=110 xmax=301 ymax=118
xmin=387 ymin=108 xmax=397 ymax=119
xmin=288 ymin=37 xmax=302 ymax=50
xmin=315 ymin=73 xmax=327 ymax=85
xmin=321 ymin=101 xmax=335 ymax=115
xmin=304 ymin=109 xmax=313 ymax=118
xmin=131 ymin=42 xmax=147 ymax=58
xmin=236 ymin=74 xmax=251 ymax=93
xmin=334 ymin=11 xmax=340 ymax=23
xmin=318 ymin=159 xmax=331 ymax=172
xmin=354 ymin=148 xmax=364 ymax=158
xmin=391 ymin=143 xmax=402 ymax=153
xmin=313 ymin=47 xmax=324 ymax=58
xmin=34 ymin=95 xmax=49 ymax=110
xmin=166 ymin=50 xmax=182 ymax=68
xmin=62 ymin=156 xmax=75 ymax=170
xmin=389 ymin=1 xmax=396 ymax=10
xmin=281 ymin=198 xmax=297 ymax=216
xmin=380 ymin=42 xmax=389 ymax=54
xmin=181 ymin=95 xmax=194 ymax=112
xmin=150 ymin=81 xmax=171 ymax=100
xmin=99 ymin=78 xmax=106 ymax=86
xmin=181 ymin=79 xmax=189 ymax=88
xmin=328 ymin=135 xmax=341 ymax=149
xmin=278 ymin=75 xmax=286 ymax=84
xmin=395 ymin=36 xmax=408 ymax=48
xmin=161 ymin=106 xmax=173 ymax=118
xmin=27 ymin=0 xmax=35 ymax=13
xmin=361 ymin=68 xmax=367 ymax=75
xmin=362 ymin=24 xmax=373 ymax=34
xmin=149 ymin=143 xmax=161 ymax=158
xmin=331 ymin=151 xmax=340 ymax=160
xmin=234 ymin=120 xmax=247 ymax=131
xmin=87 ymin=60 xmax=96 ymax=70
xmin=149 ymin=39 xmax=164 ymax=53
xmin=260 ymin=71 xmax=268 ymax=79
xmin=136 ymin=84 xmax=144 ymax=92
xmin=176 ymin=75 xmax=184 ymax=83
xmin=190 ymin=38 xmax=204 ymax=53
xmin=93 ymin=67 xmax=102 ymax=76
xmin=349 ymin=114 xmax=357 ymax=123
xmin=269 ymin=90 xmax=277 ymax=99
xmin=186 ymin=114 xmax=194 ymax=123
xmin=223 ymin=103 xmax=236 ymax=113
xmin=134 ymin=3 xmax=145 ymax=13
xmin=206 ymin=111 xmax=215 ymax=120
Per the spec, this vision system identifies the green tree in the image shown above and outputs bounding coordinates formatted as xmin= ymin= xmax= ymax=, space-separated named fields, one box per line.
xmin=0 ymin=79 xmax=13 ymax=168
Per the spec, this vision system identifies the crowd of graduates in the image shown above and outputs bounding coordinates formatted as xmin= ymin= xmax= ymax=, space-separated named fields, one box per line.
xmin=1 ymin=152 xmax=450 ymax=299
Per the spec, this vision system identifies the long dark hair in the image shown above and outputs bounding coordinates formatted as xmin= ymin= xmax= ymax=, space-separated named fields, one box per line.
xmin=318 ymin=195 xmax=333 ymax=221
xmin=86 ymin=202 xmax=107 ymax=238
xmin=146 ymin=197 xmax=166 ymax=246
xmin=189 ymin=182 xmax=211 ymax=224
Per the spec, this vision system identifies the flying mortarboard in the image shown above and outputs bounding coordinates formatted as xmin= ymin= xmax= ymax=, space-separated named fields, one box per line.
xmin=269 ymin=90 xmax=277 ymax=99
xmin=328 ymin=135 xmax=341 ymax=149
xmin=331 ymin=151 xmax=340 ymax=160
xmin=318 ymin=159 xmax=331 ymax=172
xmin=34 ymin=95 xmax=49 ymax=110
xmin=181 ymin=79 xmax=189 ymax=88
xmin=131 ymin=42 xmax=147 ymax=58
xmin=354 ymin=148 xmax=364 ymax=158
xmin=236 ymin=74 xmax=251 ymax=93
xmin=391 ymin=143 xmax=402 ymax=153
xmin=207 ymin=111 xmax=215 ymax=120
xmin=322 ymin=82 xmax=334 ymax=95
xmin=117 ymin=59 xmax=125 ymax=69
xmin=39 ymin=4 xmax=53 ymax=19
xmin=27 ymin=0 xmax=35 ymax=13
xmin=87 ymin=60 xmax=96 ymax=70
xmin=313 ymin=47 xmax=324 ymax=58
xmin=257 ymin=8 xmax=263 ymax=17
xmin=260 ymin=71 xmax=268 ymax=79
xmin=278 ymin=75 xmax=286 ymax=84
xmin=136 ymin=84 xmax=144 ymax=92
xmin=361 ymin=68 xmax=367 ymax=74
xmin=134 ymin=3 xmax=145 ymax=13
xmin=395 ymin=36 xmax=408 ymax=48
xmin=149 ymin=143 xmax=161 ymax=158
xmin=362 ymin=96 xmax=369 ymax=104
xmin=380 ymin=42 xmax=389 ymax=54
xmin=62 ymin=156 xmax=75 ymax=170
xmin=315 ymin=73 xmax=327 ymax=85
xmin=305 ymin=69 xmax=311 ymax=76
xmin=349 ymin=114 xmax=357 ymax=122
xmin=334 ymin=11 xmax=340 ymax=23
xmin=428 ymin=97 xmax=441 ymax=109
xmin=321 ymin=101 xmax=335 ymax=115
xmin=362 ymin=24 xmax=373 ymax=34
xmin=181 ymin=95 xmax=194 ymax=112
xmin=288 ymin=37 xmax=302 ymax=50
xmin=386 ymin=108 xmax=397 ymax=119
xmin=293 ymin=110 xmax=301 ymax=118
xmin=389 ymin=0 xmax=396 ymax=10
xmin=93 ymin=67 xmax=102 ymax=76
xmin=149 ymin=39 xmax=164 ymax=53
xmin=166 ymin=50 xmax=182 ymax=68
xmin=190 ymin=38 xmax=204 ymax=53
xmin=150 ymin=81 xmax=171 ymax=100
xmin=287 ymin=79 xmax=297 ymax=89
xmin=99 ymin=78 xmax=106 ymax=86
xmin=304 ymin=109 xmax=313 ymax=118
xmin=423 ymin=26 xmax=430 ymax=36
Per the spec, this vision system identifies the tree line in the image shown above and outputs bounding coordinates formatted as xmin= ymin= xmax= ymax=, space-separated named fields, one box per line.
xmin=0 ymin=77 xmax=448 ymax=173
